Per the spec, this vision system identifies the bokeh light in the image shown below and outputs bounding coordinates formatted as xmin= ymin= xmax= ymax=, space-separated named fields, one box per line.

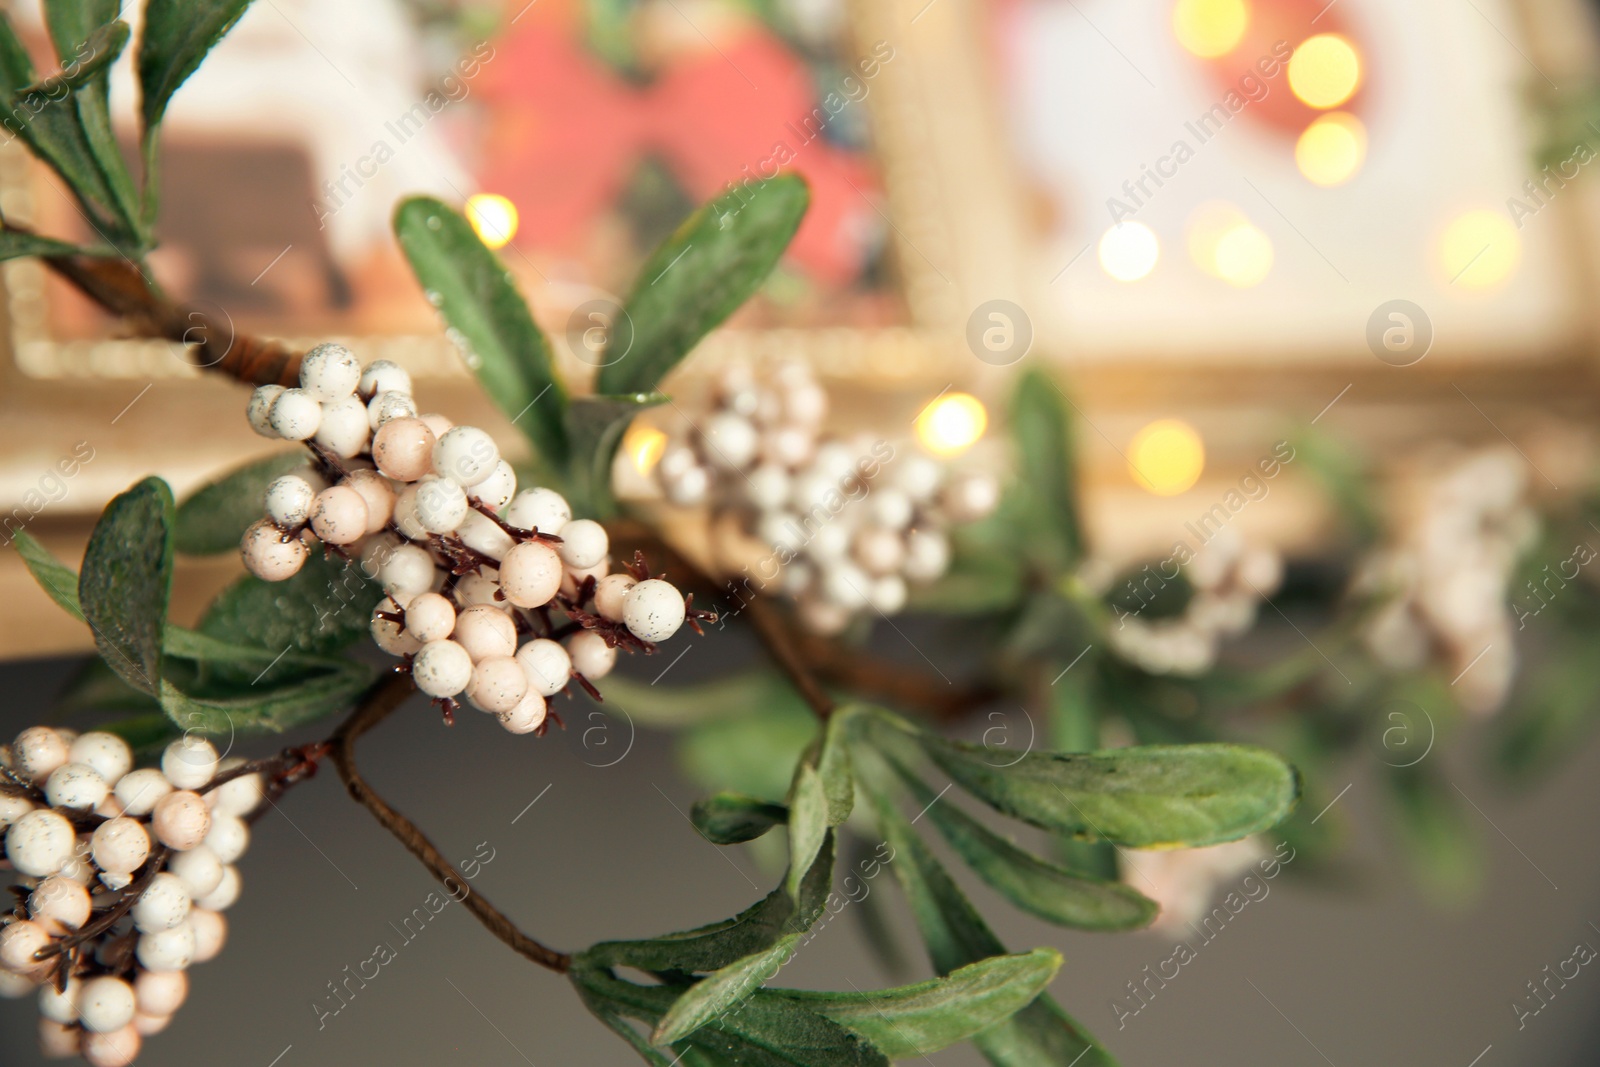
xmin=915 ymin=392 xmax=988 ymax=456
xmin=621 ymin=421 xmax=668 ymax=475
xmin=1439 ymin=209 xmax=1520 ymax=289
xmin=1172 ymin=0 xmax=1250 ymax=58
xmin=1213 ymin=222 xmax=1274 ymax=287
xmin=1295 ymin=112 xmax=1368 ymax=186
xmin=1098 ymin=222 xmax=1160 ymax=282
xmin=1128 ymin=419 xmax=1206 ymax=495
xmin=466 ymin=193 xmax=519 ymax=250
xmin=1288 ymin=34 xmax=1362 ymax=109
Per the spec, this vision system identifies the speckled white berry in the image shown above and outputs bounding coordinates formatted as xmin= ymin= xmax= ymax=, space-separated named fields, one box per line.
xmin=359 ymin=359 xmax=412 ymax=398
xmin=404 ymin=592 xmax=456 ymax=643
xmin=188 ymin=907 xmax=227 ymax=962
xmin=38 ymin=975 xmax=80 ymax=1024
xmin=378 ymin=543 xmax=437 ymax=603
xmin=455 ymin=510 xmax=514 ymax=561
xmin=12 ymin=727 xmax=68 ymax=783
xmin=313 ymin=394 xmax=370 ymax=458
xmin=0 ymin=920 xmax=50 ymax=973
xmin=433 ymin=425 xmax=500 ymax=487
xmin=29 ymin=876 xmax=91 ymax=935
xmin=134 ymin=971 xmax=187 ymax=1017
xmin=592 ymin=573 xmax=637 ymax=622
xmin=453 ymin=571 xmax=509 ymax=613
xmin=241 ymin=520 xmax=308 ymax=582
xmin=203 ymin=813 xmax=249 ymax=865
xmin=78 ymin=976 xmax=136 ymax=1035
xmin=195 ymin=865 xmax=240 ymax=911
xmin=136 ymin=922 xmax=195 ymax=972
xmin=299 ymin=342 xmax=361 ymax=402
xmin=111 ymin=769 xmax=171 ymax=819
xmin=343 ymin=470 xmax=396 ymax=533
xmin=557 ymin=519 xmax=608 ymax=570
xmin=132 ymin=873 xmax=191 ymax=934
xmin=413 ymin=640 xmax=474 ymax=698
xmin=6 ymin=809 xmax=75 ymax=877
xmin=90 ymin=817 xmax=151 ymax=876
xmin=467 ymin=656 xmax=528 ymax=713
xmin=0 ymin=794 xmax=32 ymax=831
xmin=452 ymin=605 xmax=517 ymax=661
xmin=505 ymin=487 xmax=570 ymax=534
xmin=468 ymin=460 xmax=517 ymax=511
xmin=166 ymin=847 xmax=224 ymax=899
xmin=371 ymin=597 xmax=423 ymax=657
xmin=566 ymin=630 xmax=617 ymax=680
xmin=151 ymin=791 xmax=211 ymax=851
xmin=206 ymin=760 xmax=263 ymax=818
xmin=414 ymin=476 xmax=468 ymax=534
xmin=163 ymin=738 xmax=219 ymax=791
xmin=623 ymin=579 xmax=686 ymax=643
xmin=499 ymin=541 xmax=563 ymax=608
xmin=246 ymin=384 xmax=285 ymax=437
xmin=371 ymin=417 xmax=436 ymax=481
xmin=267 ymin=387 xmax=322 ymax=440
xmin=264 ymin=475 xmax=316 ymax=529
xmin=514 ymin=639 xmax=571 ymax=697
xmin=366 ymin=389 xmax=419 ymax=430
xmin=497 ymin=691 xmax=548 ymax=735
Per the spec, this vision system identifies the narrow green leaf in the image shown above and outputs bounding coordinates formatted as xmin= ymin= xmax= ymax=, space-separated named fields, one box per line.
xmin=29 ymin=18 xmax=129 ymax=92
xmin=157 ymin=661 xmax=372 ymax=736
xmin=653 ymin=932 xmax=802 ymax=1045
xmin=394 ymin=196 xmax=567 ymax=465
xmin=198 ymin=554 xmax=382 ymax=657
xmin=786 ymin=764 xmax=829 ymax=900
xmin=600 ymin=670 xmax=800 ymax=728
xmin=781 ymin=950 xmax=1063 ymax=1059
xmin=598 ymin=175 xmax=809 ymax=395
xmin=890 ymin=758 xmax=1156 ymax=931
xmin=813 ymin=707 xmax=855 ymax=828
xmin=692 ymin=793 xmax=789 ymax=845
xmin=13 ymin=530 xmax=85 ymax=620
xmin=0 ymin=229 xmax=105 ymax=262
xmin=680 ymin=688 xmax=819 ymax=802
xmin=41 ymin=8 xmax=141 ymax=234
xmin=44 ymin=0 xmax=119 ymax=62
xmin=138 ymin=0 xmax=255 ymax=134
xmin=79 ymin=478 xmax=176 ymax=695
xmin=563 ymin=391 xmax=666 ymax=515
xmin=877 ymin=714 xmax=1299 ymax=848
xmin=1010 ymin=368 xmax=1083 ymax=563
xmin=174 ymin=451 xmax=304 ymax=555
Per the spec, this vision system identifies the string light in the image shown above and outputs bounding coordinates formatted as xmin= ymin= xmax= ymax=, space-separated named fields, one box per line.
xmin=1129 ymin=419 xmax=1205 ymax=495
xmin=1288 ymin=34 xmax=1362 ymax=109
xmin=466 ymin=193 xmax=519 ymax=250
xmin=1098 ymin=222 xmax=1160 ymax=282
xmin=621 ymin=422 xmax=669 ymax=475
xmin=1295 ymin=112 xmax=1367 ymax=186
xmin=915 ymin=392 xmax=988 ymax=456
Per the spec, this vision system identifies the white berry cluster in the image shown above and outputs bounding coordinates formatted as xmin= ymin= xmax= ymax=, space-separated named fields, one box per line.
xmin=241 ymin=344 xmax=708 ymax=732
xmin=1101 ymin=529 xmax=1284 ymax=677
xmin=651 ymin=360 xmax=999 ymax=635
xmin=1355 ymin=446 xmax=1535 ymax=715
xmin=0 ymin=729 xmax=259 ymax=1066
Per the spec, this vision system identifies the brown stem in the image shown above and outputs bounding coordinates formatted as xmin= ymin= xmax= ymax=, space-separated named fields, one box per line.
xmin=34 ymin=846 xmax=171 ymax=963
xmin=743 ymin=595 xmax=836 ymax=719
xmin=326 ymin=671 xmax=571 ymax=974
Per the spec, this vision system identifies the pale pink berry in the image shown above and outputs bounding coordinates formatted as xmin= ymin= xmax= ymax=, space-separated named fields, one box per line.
xmin=515 ymin=639 xmax=572 ymax=697
xmin=566 ymin=630 xmax=617 ymax=680
xmin=136 ymin=922 xmax=195 ymax=972
xmin=412 ymin=640 xmax=474 ymax=698
xmin=499 ymin=541 xmax=563 ymax=608
xmin=188 ymin=908 xmax=227 ymax=963
xmin=39 ymin=1018 xmax=82 ymax=1059
xmin=241 ymin=520 xmax=308 ymax=582
xmin=467 ymin=656 xmax=528 ymax=713
xmin=195 ymin=866 xmax=241 ymax=912
xmin=451 ymin=605 xmax=517 ymax=661
xmin=151 ymin=791 xmax=211 ymax=851
xmin=113 ymin=769 xmax=172 ymax=818
xmin=12 ymin=727 xmax=68 ymax=783
xmin=592 ymin=573 xmax=637 ymax=622
xmin=29 ymin=877 xmax=91 ymax=934
xmin=78 ymin=976 xmax=136 ymax=1034
xmin=371 ymin=597 xmax=423 ymax=657
xmin=504 ymin=487 xmax=570 ymax=533
xmin=371 ymin=417 xmax=436 ymax=481
xmin=497 ymin=691 xmax=548 ymax=735
xmin=0 ymin=920 xmax=51 ymax=974
xmin=91 ymin=817 xmax=151 ymax=876
xmin=82 ymin=1023 xmax=141 ymax=1067
xmin=310 ymin=485 xmax=369 ymax=546
xmin=343 ymin=469 xmax=396 ymax=533
xmin=405 ymin=592 xmax=457 ymax=643
xmin=166 ymin=847 xmax=224 ymax=899
xmin=134 ymin=971 xmax=187 ymax=1017
xmin=557 ymin=518 xmax=609 ymax=569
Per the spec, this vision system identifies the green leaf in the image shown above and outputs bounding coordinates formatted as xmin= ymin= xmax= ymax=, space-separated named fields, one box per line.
xmin=878 ymin=714 xmax=1300 ymax=848
xmin=1009 ymin=368 xmax=1083 ymax=564
xmin=680 ymin=687 xmax=819 ymax=802
xmin=174 ymin=451 xmax=303 ymax=555
xmin=43 ymin=0 xmax=120 ymax=63
xmin=653 ymin=932 xmax=803 ymax=1045
xmin=0 ymin=229 xmax=105 ymax=262
xmin=157 ymin=661 xmax=372 ymax=736
xmin=198 ymin=554 xmax=383 ymax=657
xmin=604 ymin=670 xmax=804 ymax=728
xmin=889 ymin=756 xmax=1155 ymax=931
xmin=41 ymin=11 xmax=141 ymax=236
xmin=14 ymin=531 xmax=85 ymax=620
xmin=394 ymin=196 xmax=567 ymax=466
xmin=786 ymin=764 xmax=829 ymax=900
xmin=852 ymin=747 xmax=1113 ymax=1067
xmin=563 ymin=391 xmax=666 ymax=515
xmin=79 ymin=478 xmax=176 ymax=695
xmin=31 ymin=17 xmax=129 ymax=91
xmin=812 ymin=708 xmax=855 ymax=828
xmin=692 ymin=793 xmax=789 ymax=845
xmin=598 ymin=175 xmax=809 ymax=395
xmin=138 ymin=0 xmax=255 ymax=135
xmin=781 ymin=950 xmax=1063 ymax=1059
xmin=1385 ymin=765 xmax=1482 ymax=908
xmin=580 ymin=835 xmax=835 ymax=974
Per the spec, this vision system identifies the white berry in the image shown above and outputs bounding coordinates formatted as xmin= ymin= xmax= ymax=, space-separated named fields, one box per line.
xmin=195 ymin=865 xmax=241 ymax=911
xmin=166 ymin=847 xmax=224 ymax=899
xmin=0 ymin=794 xmax=33 ymax=831
xmin=903 ymin=528 xmax=950 ymax=582
xmin=592 ymin=573 xmax=637 ymax=622
xmin=91 ymin=817 xmax=151 ymax=876
xmin=413 ymin=640 xmax=474 ymax=698
xmin=0 ymin=919 xmax=50 ymax=974
xmin=372 ymin=598 xmax=423 ymax=657
xmin=566 ymin=630 xmax=617 ymax=680
xmin=189 ymin=908 xmax=227 ymax=962
xmin=113 ymin=769 xmax=171 ymax=817
xmin=452 ymin=604 xmax=518 ymax=661
xmin=151 ymin=791 xmax=211 ymax=851
xmin=313 ymin=394 xmax=370 ymax=458
xmin=343 ymin=470 xmax=396 ymax=533
xmin=468 ymin=460 xmax=517 ymax=511
xmin=701 ymin=413 xmax=759 ymax=470
xmin=498 ymin=691 xmax=548 ymax=735
xmin=39 ymin=976 xmax=80 ymax=1024
xmin=367 ymin=389 xmax=419 ymax=430
xmin=29 ymin=877 xmax=91 ymax=934
xmin=246 ymin=385 xmax=285 ymax=437
xmin=433 ymin=425 xmax=500 ymax=487
xmin=499 ymin=541 xmax=563 ymax=608
xmin=515 ymin=639 xmax=572 ymax=697
xmin=267 ymin=387 xmax=321 ymax=440
xmin=132 ymin=873 xmax=192 ymax=934
xmin=467 ymin=656 xmax=529 ymax=713
xmin=44 ymin=763 xmax=107 ymax=811
xmin=78 ymin=977 xmax=136 ymax=1034
xmin=404 ymin=592 xmax=456 ymax=643
xmin=299 ymin=342 xmax=361 ymax=401
xmin=12 ymin=727 xmax=68 ymax=783
xmin=203 ymin=813 xmax=250 ymax=865
xmin=558 ymin=518 xmax=608 ymax=570
xmin=207 ymin=760 xmax=264 ymax=818
xmin=241 ymin=520 xmax=308 ymax=582
xmin=455 ymin=510 xmax=515 ymax=561
xmin=136 ymin=922 xmax=195 ymax=972
xmin=379 ymin=544 xmax=437 ymax=603
xmin=6 ymin=809 xmax=75 ymax=877
xmin=163 ymin=738 xmax=219 ymax=791
xmin=135 ymin=971 xmax=187 ymax=1017
xmin=82 ymin=1024 xmax=141 ymax=1067
xmin=414 ymin=476 xmax=469 ymax=534
xmin=359 ymin=359 xmax=412 ymax=398
xmin=623 ymin=579 xmax=687 ymax=642
xmin=505 ymin=488 xmax=571 ymax=534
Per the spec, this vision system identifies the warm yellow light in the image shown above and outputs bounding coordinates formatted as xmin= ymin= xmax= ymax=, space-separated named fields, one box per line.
xmin=466 ymin=193 xmax=519 ymax=250
xmin=1128 ymin=419 xmax=1205 ymax=496
xmin=1187 ymin=202 xmax=1244 ymax=279
xmin=1098 ymin=222 xmax=1160 ymax=282
xmin=1288 ymin=34 xmax=1361 ymax=109
xmin=1213 ymin=222 xmax=1273 ymax=287
xmin=916 ymin=392 xmax=988 ymax=456
xmin=1172 ymin=0 xmax=1249 ymax=58
xmin=1439 ymin=210 xmax=1520 ymax=289
xmin=622 ymin=421 xmax=669 ymax=475
xmin=1295 ymin=112 xmax=1367 ymax=186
